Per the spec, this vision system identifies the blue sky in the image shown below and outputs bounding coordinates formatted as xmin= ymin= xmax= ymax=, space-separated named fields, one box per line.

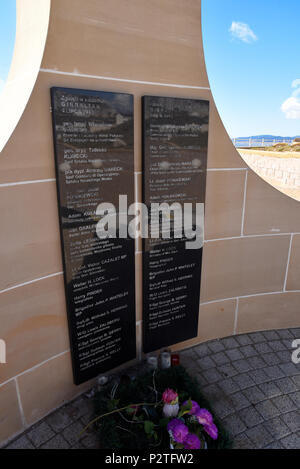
xmin=202 ymin=0 xmax=300 ymax=137
xmin=0 ymin=1 xmax=299 ymax=138
xmin=0 ymin=0 xmax=16 ymax=92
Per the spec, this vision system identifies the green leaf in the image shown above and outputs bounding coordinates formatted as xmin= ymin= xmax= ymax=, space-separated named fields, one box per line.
xmin=178 ymin=398 xmax=193 ymax=417
xmin=144 ymin=420 xmax=155 ymax=435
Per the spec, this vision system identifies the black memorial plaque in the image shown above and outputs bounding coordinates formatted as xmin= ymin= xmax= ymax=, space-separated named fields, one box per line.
xmin=142 ymin=96 xmax=209 ymax=352
xmin=51 ymin=87 xmax=136 ymax=384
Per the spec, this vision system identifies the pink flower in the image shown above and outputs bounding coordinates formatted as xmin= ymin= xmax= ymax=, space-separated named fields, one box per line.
xmin=204 ymin=423 xmax=218 ymax=440
xmin=183 ymin=400 xmax=200 ymax=415
xmin=162 ymin=388 xmax=178 ymax=404
xmin=196 ymin=408 xmax=213 ymax=426
xmin=184 ymin=433 xmax=201 ymax=449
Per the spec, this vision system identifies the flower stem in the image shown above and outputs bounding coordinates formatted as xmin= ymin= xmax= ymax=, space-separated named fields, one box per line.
xmin=79 ymin=402 xmax=160 ymax=436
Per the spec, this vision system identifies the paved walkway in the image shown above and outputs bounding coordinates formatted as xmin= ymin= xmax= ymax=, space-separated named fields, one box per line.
xmin=182 ymin=328 xmax=300 ymax=449
xmin=239 ymin=150 xmax=300 ymax=201
xmin=4 ymin=328 xmax=300 ymax=449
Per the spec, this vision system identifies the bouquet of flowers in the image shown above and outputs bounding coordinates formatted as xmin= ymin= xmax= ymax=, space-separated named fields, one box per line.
xmin=84 ymin=385 xmax=218 ymax=450
xmin=162 ymin=389 xmax=218 ymax=449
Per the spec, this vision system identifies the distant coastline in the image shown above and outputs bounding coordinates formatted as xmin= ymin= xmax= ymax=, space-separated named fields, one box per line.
xmin=232 ymin=135 xmax=300 ymax=148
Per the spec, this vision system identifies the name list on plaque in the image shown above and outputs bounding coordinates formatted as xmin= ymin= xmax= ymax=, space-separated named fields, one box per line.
xmin=51 ymin=87 xmax=136 ymax=384
xmin=142 ymin=96 xmax=209 ymax=352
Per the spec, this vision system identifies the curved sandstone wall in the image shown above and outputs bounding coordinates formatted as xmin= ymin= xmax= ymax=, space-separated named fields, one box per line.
xmin=0 ymin=0 xmax=299 ymax=445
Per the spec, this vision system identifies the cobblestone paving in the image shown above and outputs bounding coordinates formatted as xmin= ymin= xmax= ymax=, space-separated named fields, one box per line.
xmin=181 ymin=328 xmax=300 ymax=449
xmin=4 ymin=328 xmax=300 ymax=449
xmin=5 ymin=394 xmax=99 ymax=449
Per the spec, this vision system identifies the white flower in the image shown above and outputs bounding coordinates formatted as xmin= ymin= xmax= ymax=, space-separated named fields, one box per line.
xmin=163 ymin=403 xmax=179 ymax=418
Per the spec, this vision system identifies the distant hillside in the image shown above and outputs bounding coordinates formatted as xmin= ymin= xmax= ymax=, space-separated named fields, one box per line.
xmin=235 ymin=135 xmax=300 ymax=140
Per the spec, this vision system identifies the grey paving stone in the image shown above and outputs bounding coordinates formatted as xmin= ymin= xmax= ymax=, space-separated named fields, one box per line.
xmin=264 ymin=440 xmax=284 ymax=449
xmin=281 ymin=338 xmax=294 ymax=350
xmin=233 ymin=359 xmax=253 ymax=374
xmin=27 ymin=421 xmax=55 ymax=448
xmin=62 ymin=420 xmax=84 ymax=446
xmin=250 ymin=332 xmax=265 ymax=344
xmin=264 ymin=365 xmax=285 ymax=380
xmin=180 ymin=355 xmax=198 ymax=370
xmin=218 ymin=378 xmax=240 ymax=395
xmin=197 ymin=356 xmax=215 ymax=370
xmin=272 ymin=395 xmax=297 ymax=414
xmin=279 ymin=362 xmax=300 ymax=377
xmin=236 ymin=335 xmax=253 ymax=346
xmin=277 ymin=329 xmax=293 ymax=339
xmin=201 ymin=383 xmax=223 ymax=401
xmin=41 ymin=435 xmax=70 ymax=449
xmin=254 ymin=342 xmax=272 ymax=354
xmin=276 ymin=377 xmax=298 ymax=394
xmin=248 ymin=356 xmax=267 ymax=370
xmin=281 ymin=411 xmax=300 ymax=432
xmin=264 ymin=417 xmax=291 ymax=440
xmin=222 ymin=337 xmax=239 ymax=349
xmin=250 ymin=368 xmax=269 ymax=385
xmin=186 ymin=363 xmax=203 ymax=376
xmin=226 ymin=349 xmax=244 ymax=362
xmin=212 ymin=351 xmax=230 ymax=366
xmin=263 ymin=352 xmax=282 ymax=366
xmin=46 ymin=408 xmax=74 ymax=432
xmin=229 ymin=391 xmax=251 ymax=411
xmin=243 ymin=386 xmax=265 ymax=404
xmin=290 ymin=391 xmax=300 ymax=406
xmin=233 ymin=373 xmax=255 ymax=390
xmin=222 ymin=414 xmax=247 ymax=437
xmin=268 ymin=340 xmax=287 ymax=352
xmin=255 ymin=400 xmax=280 ymax=420
xmin=202 ymin=381 xmax=221 ymax=396
xmin=280 ymin=433 xmax=300 ymax=449
xmin=180 ymin=347 xmax=196 ymax=358
xmin=6 ymin=435 xmax=34 ymax=449
xmin=210 ymin=398 xmax=235 ymax=420
xmin=291 ymin=374 xmax=300 ymax=388
xmin=80 ymin=412 xmax=95 ymax=426
xmin=240 ymin=345 xmax=257 ymax=358
xmin=245 ymin=424 xmax=273 ymax=449
xmin=202 ymin=368 xmax=222 ymax=384
xmin=70 ymin=443 xmax=85 ymax=449
xmin=232 ymin=433 xmax=253 ymax=449
xmin=70 ymin=397 xmax=94 ymax=420
xmin=219 ymin=363 xmax=238 ymax=378
xmin=277 ymin=350 xmax=293 ymax=363
xmin=207 ymin=340 xmax=225 ymax=353
xmin=258 ymin=381 xmax=281 ymax=398
xmin=291 ymin=328 xmax=300 ymax=338
xmin=193 ymin=343 xmax=210 ymax=358
xmin=239 ymin=406 xmax=264 ymax=428
xmin=81 ymin=433 xmax=100 ymax=449
xmin=262 ymin=330 xmax=280 ymax=341
xmin=195 ymin=372 xmax=208 ymax=387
